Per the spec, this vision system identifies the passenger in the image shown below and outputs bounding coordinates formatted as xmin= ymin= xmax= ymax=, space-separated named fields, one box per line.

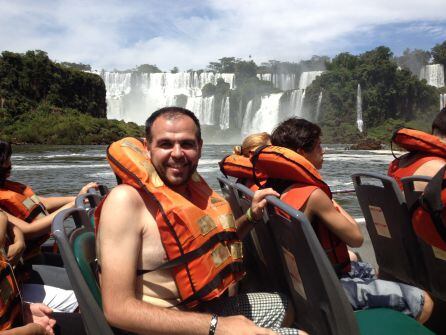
xmin=96 ymin=107 xmax=307 ymax=335
xmin=264 ymin=117 xmax=433 ymax=323
xmin=0 ymin=211 xmax=86 ymax=335
xmin=232 ymin=132 xmax=271 ymax=190
xmin=388 ymin=107 xmax=446 ymax=191
xmin=0 ymin=140 xmax=98 ymax=266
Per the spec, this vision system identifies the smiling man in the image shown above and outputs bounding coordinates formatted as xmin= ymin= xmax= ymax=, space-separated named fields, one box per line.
xmin=96 ymin=107 xmax=305 ymax=335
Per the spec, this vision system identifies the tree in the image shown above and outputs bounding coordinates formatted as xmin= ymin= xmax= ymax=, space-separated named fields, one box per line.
xmin=135 ymin=64 xmax=161 ymax=73
xmin=432 ymin=41 xmax=446 ymax=67
xmin=394 ymin=48 xmax=431 ymax=76
xmin=170 ymin=66 xmax=179 ymax=73
xmin=60 ymin=62 xmax=92 ymax=71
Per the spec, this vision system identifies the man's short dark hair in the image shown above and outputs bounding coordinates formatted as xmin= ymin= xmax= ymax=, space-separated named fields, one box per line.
xmin=432 ymin=107 xmax=446 ymax=137
xmin=271 ymin=118 xmax=322 ymax=153
xmin=145 ymin=107 xmax=202 ymax=143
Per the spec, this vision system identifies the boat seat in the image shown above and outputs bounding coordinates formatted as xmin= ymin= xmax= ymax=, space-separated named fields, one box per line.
xmin=52 ymin=207 xmax=114 ymax=335
xmin=220 ymin=174 xmax=433 ymax=334
xmin=401 ymin=175 xmax=432 ymax=209
xmin=402 ymin=174 xmax=446 ymax=301
xmin=218 ymin=175 xmax=287 ymax=293
xmin=352 ymin=173 xmax=427 ymax=287
xmin=355 ymin=308 xmax=434 ymax=335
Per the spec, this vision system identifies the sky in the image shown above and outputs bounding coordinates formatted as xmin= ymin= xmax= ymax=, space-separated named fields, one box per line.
xmin=1 ymin=0 xmax=446 ymax=72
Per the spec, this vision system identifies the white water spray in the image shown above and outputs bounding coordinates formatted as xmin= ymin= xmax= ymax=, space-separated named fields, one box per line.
xmin=315 ymin=91 xmax=323 ymax=122
xmin=356 ymin=84 xmax=363 ymax=133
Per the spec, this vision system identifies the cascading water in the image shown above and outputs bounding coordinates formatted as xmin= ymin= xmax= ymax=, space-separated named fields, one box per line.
xmin=356 ymin=84 xmax=364 ymax=133
xmin=419 ymin=64 xmax=445 ymax=88
xmin=241 ymin=100 xmax=254 ymax=136
xmin=219 ymin=97 xmax=230 ymax=130
xmin=441 ymin=93 xmax=446 ymax=111
xmin=242 ymin=94 xmax=283 ymax=135
xmin=298 ymin=71 xmax=324 ymax=89
xmin=101 ymin=71 xmax=234 ymax=125
xmin=315 ymin=91 xmax=323 ymax=122
xmin=289 ymin=90 xmax=305 ymax=117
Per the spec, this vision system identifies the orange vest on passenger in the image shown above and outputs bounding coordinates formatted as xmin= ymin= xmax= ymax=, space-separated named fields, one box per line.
xmin=0 ymin=181 xmax=47 ymax=222
xmin=0 ymin=252 xmax=23 ymax=330
xmin=0 ymin=181 xmax=49 ymax=259
xmin=388 ymin=128 xmax=446 ymax=189
xmin=219 ymin=154 xmax=265 ymax=191
xmin=98 ymin=138 xmax=244 ymax=307
xmin=252 ymin=145 xmax=351 ymax=275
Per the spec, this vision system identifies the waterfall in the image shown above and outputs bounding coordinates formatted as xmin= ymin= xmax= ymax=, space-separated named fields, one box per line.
xmin=356 ymin=84 xmax=363 ymax=133
xmin=289 ymin=89 xmax=305 ymax=117
xmin=419 ymin=64 xmax=445 ymax=88
xmin=242 ymin=93 xmax=283 ymax=135
xmin=298 ymin=71 xmax=324 ymax=89
xmin=441 ymin=94 xmax=446 ymax=111
xmin=101 ymin=71 xmax=234 ymax=125
xmin=241 ymin=100 xmax=254 ymax=136
xmin=219 ymin=97 xmax=230 ymax=130
xmin=315 ymin=91 xmax=323 ymax=122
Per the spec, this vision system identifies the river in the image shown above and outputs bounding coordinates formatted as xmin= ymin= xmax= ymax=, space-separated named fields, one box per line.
xmin=10 ymin=144 xmax=396 ymax=218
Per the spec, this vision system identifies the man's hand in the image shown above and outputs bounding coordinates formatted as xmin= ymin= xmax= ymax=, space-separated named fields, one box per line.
xmin=78 ymin=182 xmax=99 ymax=196
xmin=23 ymin=303 xmax=56 ymax=335
xmin=217 ymin=316 xmax=278 ymax=335
xmin=251 ymin=188 xmax=280 ymax=221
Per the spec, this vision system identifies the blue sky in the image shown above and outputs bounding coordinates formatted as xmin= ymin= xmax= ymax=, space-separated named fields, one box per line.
xmin=1 ymin=0 xmax=445 ymax=71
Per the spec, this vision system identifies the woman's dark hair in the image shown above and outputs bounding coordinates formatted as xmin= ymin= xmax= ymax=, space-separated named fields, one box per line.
xmin=432 ymin=107 xmax=446 ymax=137
xmin=0 ymin=141 xmax=12 ymax=165
xmin=271 ymin=118 xmax=321 ymax=153
xmin=145 ymin=107 xmax=201 ymax=143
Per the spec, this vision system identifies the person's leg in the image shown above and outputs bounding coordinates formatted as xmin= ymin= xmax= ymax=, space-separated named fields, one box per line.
xmin=340 ymin=276 xmax=432 ymax=322
xmin=202 ymin=292 xmax=302 ymax=334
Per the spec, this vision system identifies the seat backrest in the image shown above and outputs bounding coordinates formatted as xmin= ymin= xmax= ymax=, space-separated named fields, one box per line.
xmin=401 ymin=175 xmax=432 ymax=209
xmin=52 ymin=208 xmax=114 ymax=335
xmin=402 ymin=175 xmax=446 ymax=300
xmin=217 ymin=176 xmax=244 ymax=219
xmin=265 ymin=195 xmax=359 ymax=335
xmin=352 ymin=173 xmax=426 ymax=286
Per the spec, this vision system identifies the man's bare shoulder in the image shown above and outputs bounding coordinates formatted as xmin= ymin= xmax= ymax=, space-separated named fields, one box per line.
xmin=104 ymin=184 xmax=144 ymax=207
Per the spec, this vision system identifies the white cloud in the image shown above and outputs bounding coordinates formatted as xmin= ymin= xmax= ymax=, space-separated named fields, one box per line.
xmin=0 ymin=0 xmax=445 ymax=71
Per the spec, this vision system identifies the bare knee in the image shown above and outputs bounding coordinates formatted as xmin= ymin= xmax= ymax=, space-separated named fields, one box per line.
xmin=348 ymin=249 xmax=358 ymax=262
xmin=417 ymin=291 xmax=434 ymax=324
xmin=298 ymin=330 xmax=309 ymax=335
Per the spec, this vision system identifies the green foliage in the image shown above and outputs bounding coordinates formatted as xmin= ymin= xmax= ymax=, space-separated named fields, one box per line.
xmin=135 ymin=64 xmax=161 ymax=73
xmin=0 ymin=105 xmax=143 ymax=145
xmin=170 ymin=66 xmax=179 ymax=74
xmin=0 ymin=50 xmax=106 ymax=118
xmin=305 ymin=46 xmax=439 ymax=143
xmin=432 ymin=41 xmax=446 ymax=67
xmin=60 ymin=62 xmax=92 ymax=71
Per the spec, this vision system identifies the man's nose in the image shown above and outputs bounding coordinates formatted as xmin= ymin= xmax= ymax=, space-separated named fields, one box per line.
xmin=171 ymin=144 xmax=184 ymax=158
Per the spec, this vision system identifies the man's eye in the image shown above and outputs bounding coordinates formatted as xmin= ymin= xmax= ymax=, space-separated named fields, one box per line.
xmin=182 ymin=142 xmax=195 ymax=149
xmin=159 ymin=142 xmax=172 ymax=148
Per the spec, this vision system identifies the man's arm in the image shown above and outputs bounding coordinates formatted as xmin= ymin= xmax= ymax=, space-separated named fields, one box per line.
xmin=5 ymin=201 xmax=74 ymax=239
xmin=305 ymin=189 xmax=363 ymax=247
xmin=40 ymin=182 xmax=99 ymax=212
xmin=99 ymin=185 xmax=276 ymax=335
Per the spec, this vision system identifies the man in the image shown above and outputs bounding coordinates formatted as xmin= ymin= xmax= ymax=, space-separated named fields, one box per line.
xmin=96 ymin=107 xmax=305 ymax=335
xmin=268 ymin=118 xmax=433 ymax=324
xmin=388 ymin=107 xmax=446 ymax=191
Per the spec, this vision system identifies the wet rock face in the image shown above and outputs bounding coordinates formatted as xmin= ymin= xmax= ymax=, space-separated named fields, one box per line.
xmin=348 ymin=138 xmax=382 ymax=150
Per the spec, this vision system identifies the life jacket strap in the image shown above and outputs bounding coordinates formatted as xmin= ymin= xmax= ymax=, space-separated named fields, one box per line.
xmin=175 ymin=261 xmax=244 ymax=307
xmin=137 ymin=231 xmax=239 ymax=275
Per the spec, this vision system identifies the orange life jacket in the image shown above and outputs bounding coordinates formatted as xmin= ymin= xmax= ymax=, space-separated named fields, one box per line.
xmin=0 ymin=252 xmax=23 ymax=330
xmin=99 ymin=138 xmax=244 ymax=307
xmin=219 ymin=154 xmax=265 ymax=191
xmin=388 ymin=128 xmax=446 ymax=189
xmin=0 ymin=181 xmax=47 ymax=222
xmin=411 ymin=165 xmax=446 ymax=252
xmin=252 ymin=145 xmax=351 ymax=275
xmin=0 ymin=181 xmax=49 ymax=259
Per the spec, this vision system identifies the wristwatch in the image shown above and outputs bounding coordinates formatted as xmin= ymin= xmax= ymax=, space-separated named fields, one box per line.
xmin=209 ymin=314 xmax=218 ymax=335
